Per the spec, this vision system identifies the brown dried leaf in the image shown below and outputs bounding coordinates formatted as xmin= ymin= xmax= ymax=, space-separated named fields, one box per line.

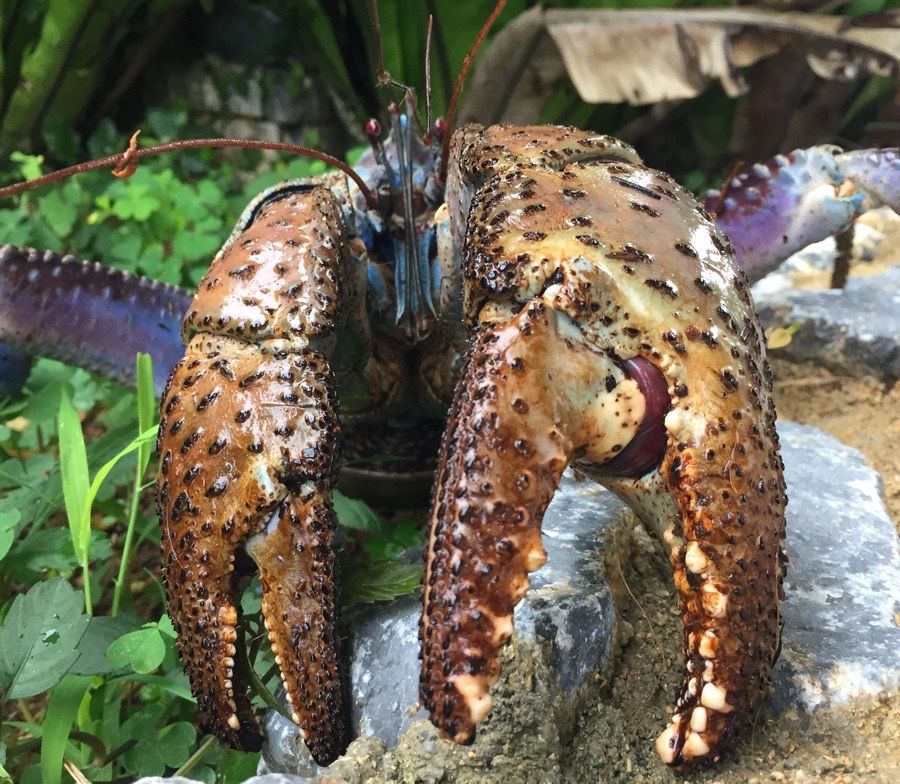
xmin=461 ymin=8 xmax=900 ymax=123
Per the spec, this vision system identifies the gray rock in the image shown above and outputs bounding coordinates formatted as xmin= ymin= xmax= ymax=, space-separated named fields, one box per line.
xmin=773 ymin=422 xmax=900 ymax=711
xmin=754 ymin=265 xmax=900 ymax=381
xmin=259 ymin=422 xmax=900 ymax=781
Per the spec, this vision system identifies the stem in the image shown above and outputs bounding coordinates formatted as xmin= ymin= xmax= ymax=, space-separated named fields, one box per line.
xmin=82 ymin=559 xmax=93 ymax=615
xmin=0 ymin=137 xmax=376 ymax=208
xmin=173 ymin=734 xmax=218 ymax=777
xmin=111 ymin=456 xmax=144 ymax=617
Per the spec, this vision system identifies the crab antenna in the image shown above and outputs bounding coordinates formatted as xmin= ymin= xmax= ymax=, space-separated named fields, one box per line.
xmin=368 ymin=0 xmax=391 ymax=86
xmin=439 ymin=0 xmax=507 ymax=183
xmin=425 ymin=14 xmax=434 ymax=134
xmin=0 ymin=135 xmax=377 ymax=208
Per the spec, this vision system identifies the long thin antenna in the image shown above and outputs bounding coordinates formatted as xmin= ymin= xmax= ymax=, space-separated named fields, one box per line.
xmin=368 ymin=0 xmax=391 ymax=86
xmin=0 ymin=134 xmax=377 ymax=208
xmin=424 ymin=14 xmax=434 ymax=134
xmin=439 ymin=0 xmax=507 ymax=182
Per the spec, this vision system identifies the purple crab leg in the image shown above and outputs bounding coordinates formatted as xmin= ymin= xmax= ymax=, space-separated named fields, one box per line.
xmin=0 ymin=245 xmax=191 ymax=395
xmin=703 ymin=146 xmax=899 ymax=283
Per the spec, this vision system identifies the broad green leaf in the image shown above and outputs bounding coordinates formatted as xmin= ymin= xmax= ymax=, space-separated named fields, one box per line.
xmin=0 ymin=510 xmax=20 ymax=561
xmin=57 ymin=389 xmax=90 ymax=565
xmin=158 ymin=722 xmax=196 ymax=768
xmin=107 ymin=626 xmax=166 ymax=674
xmin=113 ymin=671 xmax=194 ymax=703
xmin=0 ymin=579 xmax=90 ymax=700
xmin=40 ymin=675 xmax=92 ymax=784
xmin=333 ymin=490 xmax=384 ymax=533
xmin=343 ymin=560 xmax=422 ymax=605
xmin=69 ymin=615 xmax=141 ymax=676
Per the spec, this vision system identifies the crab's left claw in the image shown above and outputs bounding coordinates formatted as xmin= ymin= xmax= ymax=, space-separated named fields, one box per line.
xmin=705 ymin=146 xmax=899 ymax=282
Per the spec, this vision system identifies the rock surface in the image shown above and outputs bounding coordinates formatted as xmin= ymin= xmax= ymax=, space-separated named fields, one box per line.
xmin=134 ymin=423 xmax=900 ymax=784
xmin=754 ymin=265 xmax=900 ymax=381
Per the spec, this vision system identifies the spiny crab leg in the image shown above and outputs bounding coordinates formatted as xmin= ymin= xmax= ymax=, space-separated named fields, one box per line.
xmin=157 ymin=179 xmax=387 ymax=764
xmin=423 ymin=124 xmax=787 ymax=768
xmin=704 ymin=146 xmax=899 ymax=283
xmin=0 ymin=244 xmax=190 ymax=394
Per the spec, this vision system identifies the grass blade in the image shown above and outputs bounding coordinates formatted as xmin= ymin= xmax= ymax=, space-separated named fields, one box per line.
xmin=40 ymin=674 xmax=92 ymax=784
xmin=57 ymin=389 xmax=91 ymax=613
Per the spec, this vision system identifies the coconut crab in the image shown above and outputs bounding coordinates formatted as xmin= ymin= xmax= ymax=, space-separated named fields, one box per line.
xmin=1 ymin=12 xmax=899 ymax=778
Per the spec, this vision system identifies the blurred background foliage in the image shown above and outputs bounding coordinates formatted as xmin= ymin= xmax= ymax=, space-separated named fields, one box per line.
xmin=0 ymin=1 xmax=897 ymax=782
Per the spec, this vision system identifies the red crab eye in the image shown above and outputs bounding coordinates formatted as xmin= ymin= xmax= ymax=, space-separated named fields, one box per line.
xmin=364 ymin=118 xmax=382 ymax=138
xmin=432 ymin=117 xmax=447 ymax=139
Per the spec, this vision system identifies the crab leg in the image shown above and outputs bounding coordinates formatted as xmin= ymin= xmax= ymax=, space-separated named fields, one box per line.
xmin=704 ymin=146 xmax=900 ymax=282
xmin=424 ymin=124 xmax=787 ymax=767
xmin=158 ymin=179 xmax=392 ymax=764
xmin=0 ymin=244 xmax=190 ymax=393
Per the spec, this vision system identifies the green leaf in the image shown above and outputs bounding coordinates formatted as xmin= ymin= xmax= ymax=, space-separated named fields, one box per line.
xmin=342 ymin=560 xmax=422 ymax=605
xmin=333 ymin=490 xmax=384 ymax=533
xmin=69 ymin=615 xmax=141 ymax=675
xmin=37 ymin=189 xmax=78 ymax=237
xmin=136 ymin=353 xmax=156 ymax=474
xmin=40 ymin=675 xmax=92 ymax=784
xmin=0 ymin=509 xmax=21 ymax=561
xmin=158 ymin=722 xmax=196 ymax=768
xmin=57 ymin=388 xmax=90 ymax=566
xmin=106 ymin=626 xmax=166 ymax=674
xmin=0 ymin=579 xmax=90 ymax=700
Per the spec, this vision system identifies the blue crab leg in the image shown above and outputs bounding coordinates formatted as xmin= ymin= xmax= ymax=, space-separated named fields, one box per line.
xmin=703 ymin=146 xmax=900 ymax=283
xmin=0 ymin=245 xmax=190 ymax=394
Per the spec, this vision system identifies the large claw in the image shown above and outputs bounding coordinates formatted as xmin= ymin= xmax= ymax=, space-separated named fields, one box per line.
xmin=157 ymin=334 xmax=344 ymax=761
xmin=157 ymin=181 xmax=369 ymax=764
xmin=704 ymin=146 xmax=900 ymax=282
xmin=423 ymin=124 xmax=787 ymax=768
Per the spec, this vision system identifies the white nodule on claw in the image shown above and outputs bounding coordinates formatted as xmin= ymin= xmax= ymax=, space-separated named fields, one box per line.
xmin=690 ymin=706 xmax=708 ymax=733
xmin=655 ymin=723 xmax=679 ymax=764
xmin=491 ymin=613 xmax=514 ymax=646
xmin=682 ymin=731 xmax=710 ymax=759
xmin=703 ymin=660 xmax=715 ymax=682
xmin=274 ymin=655 xmax=282 ymax=666
xmin=684 ymin=541 xmax=709 ymax=574
xmin=688 ymin=677 xmax=699 ymax=697
xmin=219 ymin=605 xmax=238 ymax=626
xmin=291 ymin=711 xmax=301 ymax=725
xmin=285 ymin=692 xmax=294 ymax=705
xmin=451 ymin=674 xmax=493 ymax=725
xmin=223 ymin=657 xmax=235 ymax=668
xmin=698 ymin=629 xmax=718 ymax=658
xmin=227 ymin=713 xmax=241 ymax=731
xmin=525 ymin=543 xmax=548 ymax=571
xmin=701 ymin=682 xmax=733 ymax=712
xmin=701 ymin=583 xmax=728 ymax=618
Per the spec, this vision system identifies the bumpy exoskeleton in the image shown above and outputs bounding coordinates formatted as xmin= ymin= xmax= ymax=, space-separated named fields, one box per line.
xmin=156 ymin=177 xmax=399 ymax=763
xmin=419 ymin=125 xmax=788 ymax=768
